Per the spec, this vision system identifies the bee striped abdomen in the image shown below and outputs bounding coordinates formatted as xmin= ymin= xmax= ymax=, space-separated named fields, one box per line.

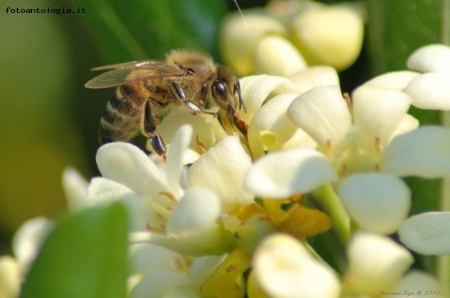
xmin=99 ymin=84 xmax=143 ymax=144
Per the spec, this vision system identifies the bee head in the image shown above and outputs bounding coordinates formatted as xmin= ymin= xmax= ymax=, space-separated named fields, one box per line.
xmin=212 ymin=66 xmax=246 ymax=114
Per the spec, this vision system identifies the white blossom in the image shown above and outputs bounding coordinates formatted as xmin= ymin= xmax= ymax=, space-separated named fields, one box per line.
xmin=252 ymin=233 xmax=340 ymax=298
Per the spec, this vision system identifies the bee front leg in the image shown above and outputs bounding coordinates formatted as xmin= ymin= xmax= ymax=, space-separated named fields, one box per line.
xmin=232 ymin=113 xmax=248 ymax=137
xmin=141 ymin=99 xmax=167 ymax=160
xmin=171 ymin=82 xmax=216 ymax=117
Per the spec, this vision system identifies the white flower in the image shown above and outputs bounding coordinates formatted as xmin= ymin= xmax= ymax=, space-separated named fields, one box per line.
xmin=187 ymin=135 xmax=254 ymax=213
xmin=61 ymin=167 xmax=89 ymax=213
xmin=220 ymin=1 xmax=364 ymax=75
xmin=287 ymin=85 xmax=450 ymax=233
xmin=398 ymin=212 xmax=450 ymax=255
xmin=290 ymin=3 xmax=364 ymax=70
xmin=0 ymin=256 xmax=20 ymax=298
xmin=89 ymin=125 xmax=241 ymax=255
xmin=343 ymin=232 xmax=414 ymax=295
xmin=343 ymin=234 xmax=447 ymax=297
xmin=0 ymin=217 xmax=54 ymax=298
xmin=128 ymin=243 xmax=225 ymax=298
xmin=407 ymin=44 xmax=450 ymax=73
xmin=392 ymin=270 xmax=447 ymax=297
xmin=220 ymin=12 xmax=287 ymax=76
xmin=253 ymin=35 xmax=307 ymax=76
xmin=154 ymin=106 xmax=225 ymax=158
xmin=241 ymin=69 xmax=338 ymax=159
xmin=337 ymin=173 xmax=411 ymax=234
xmin=252 ymin=233 xmax=341 ymax=298
xmin=251 ymin=232 xmax=444 ymax=298
xmin=245 ymin=149 xmax=337 ymax=198
xmin=369 ymin=44 xmax=450 ymax=110
xmin=12 ymin=217 xmax=54 ymax=276
xmin=243 ymin=66 xmax=450 ymax=237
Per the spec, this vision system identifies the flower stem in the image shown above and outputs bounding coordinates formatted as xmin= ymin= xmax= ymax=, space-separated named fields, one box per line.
xmin=311 ymin=183 xmax=350 ymax=246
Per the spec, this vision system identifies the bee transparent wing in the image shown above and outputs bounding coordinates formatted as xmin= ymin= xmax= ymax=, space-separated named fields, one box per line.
xmin=90 ymin=60 xmax=166 ymax=71
xmin=85 ymin=60 xmax=185 ymax=89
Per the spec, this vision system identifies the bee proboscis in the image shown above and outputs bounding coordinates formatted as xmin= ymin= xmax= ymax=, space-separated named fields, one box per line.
xmin=85 ymin=49 xmax=247 ymax=159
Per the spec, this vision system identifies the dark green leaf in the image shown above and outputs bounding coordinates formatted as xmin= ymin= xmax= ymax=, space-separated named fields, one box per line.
xmin=366 ymin=0 xmax=444 ymax=75
xmin=73 ymin=0 xmax=228 ymax=62
xmin=20 ymin=203 xmax=128 ymax=298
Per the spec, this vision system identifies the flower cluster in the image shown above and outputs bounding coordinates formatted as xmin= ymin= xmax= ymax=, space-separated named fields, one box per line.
xmin=220 ymin=0 xmax=364 ymax=76
xmin=63 ymin=44 xmax=450 ymax=296
xmin=2 ymin=41 xmax=450 ymax=298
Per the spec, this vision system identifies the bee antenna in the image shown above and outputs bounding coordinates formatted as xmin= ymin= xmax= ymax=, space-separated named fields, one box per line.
xmin=235 ymin=80 xmax=247 ymax=113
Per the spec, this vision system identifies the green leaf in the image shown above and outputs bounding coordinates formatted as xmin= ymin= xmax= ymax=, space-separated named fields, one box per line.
xmin=366 ymin=0 xmax=445 ymax=123
xmin=73 ymin=0 xmax=228 ymax=62
xmin=20 ymin=203 xmax=128 ymax=298
xmin=366 ymin=0 xmax=445 ymax=75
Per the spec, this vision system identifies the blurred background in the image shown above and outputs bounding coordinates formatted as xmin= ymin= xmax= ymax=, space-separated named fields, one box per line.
xmin=0 ymin=0 xmax=446 ymax=261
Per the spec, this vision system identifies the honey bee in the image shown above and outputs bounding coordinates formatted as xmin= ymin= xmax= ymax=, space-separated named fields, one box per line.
xmin=85 ymin=49 xmax=247 ymax=159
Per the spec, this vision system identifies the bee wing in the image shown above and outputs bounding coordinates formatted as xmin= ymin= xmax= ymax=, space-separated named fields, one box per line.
xmin=85 ymin=60 xmax=185 ymax=89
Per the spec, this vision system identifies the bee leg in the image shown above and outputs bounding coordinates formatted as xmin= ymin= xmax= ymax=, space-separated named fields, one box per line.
xmin=228 ymin=106 xmax=248 ymax=137
xmin=233 ymin=114 xmax=248 ymax=137
xmin=141 ymin=99 xmax=167 ymax=160
xmin=171 ymin=82 xmax=217 ymax=117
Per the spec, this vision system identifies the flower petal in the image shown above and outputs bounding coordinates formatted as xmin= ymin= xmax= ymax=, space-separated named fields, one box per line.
xmin=393 ymin=270 xmax=447 ymax=295
xmin=245 ymin=149 xmax=337 ymax=198
xmin=128 ymin=243 xmax=181 ymax=275
xmin=131 ymin=229 xmax=232 ymax=256
xmin=166 ymin=125 xmax=193 ymax=198
xmin=288 ymin=66 xmax=340 ymax=93
xmin=345 ymin=232 xmax=413 ymax=295
xmin=398 ymin=212 xmax=450 ymax=255
xmin=129 ymin=270 xmax=191 ymax=298
xmin=338 ymin=174 xmax=411 ymax=234
xmin=96 ymin=142 xmax=169 ymax=196
xmin=166 ymin=188 xmax=221 ymax=235
xmin=405 ymin=73 xmax=450 ymax=110
xmin=287 ymin=85 xmax=351 ymax=148
xmin=390 ymin=114 xmax=419 ymax=140
xmin=87 ymin=178 xmax=151 ymax=232
xmin=290 ymin=5 xmax=363 ymax=70
xmin=201 ymin=248 xmax=250 ymax=298
xmin=407 ymin=44 xmax=450 ymax=73
xmin=188 ymin=136 xmax=254 ymax=212
xmin=0 ymin=256 xmax=20 ymax=298
xmin=352 ymin=85 xmax=412 ymax=147
xmin=12 ymin=217 xmax=54 ymax=275
xmin=86 ymin=177 xmax=134 ymax=204
xmin=157 ymin=106 xmax=226 ymax=155
xmin=381 ymin=126 xmax=450 ymax=178
xmin=248 ymin=93 xmax=315 ymax=158
xmin=253 ymin=234 xmax=340 ymax=298
xmin=61 ymin=167 xmax=88 ymax=213
xmin=253 ymin=35 xmax=307 ymax=76
xmin=363 ymin=70 xmax=420 ymax=90
xmin=188 ymin=255 xmax=226 ymax=287
xmin=240 ymin=75 xmax=297 ymax=123
xmin=220 ymin=12 xmax=287 ymax=76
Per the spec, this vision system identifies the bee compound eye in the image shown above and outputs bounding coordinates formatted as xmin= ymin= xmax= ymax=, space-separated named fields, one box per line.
xmin=213 ymin=80 xmax=227 ymax=97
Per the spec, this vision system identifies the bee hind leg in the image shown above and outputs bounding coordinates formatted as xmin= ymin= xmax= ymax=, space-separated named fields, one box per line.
xmin=142 ymin=99 xmax=167 ymax=160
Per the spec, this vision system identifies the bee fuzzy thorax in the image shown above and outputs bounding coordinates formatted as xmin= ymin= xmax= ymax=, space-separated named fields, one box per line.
xmin=166 ymin=50 xmax=216 ymax=75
